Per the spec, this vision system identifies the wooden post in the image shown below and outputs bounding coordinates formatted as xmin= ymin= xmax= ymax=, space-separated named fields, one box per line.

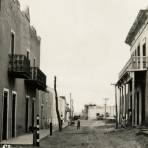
xmin=132 ymin=73 xmax=135 ymax=126
xmin=111 ymin=83 xmax=118 ymax=128
xmin=115 ymin=85 xmax=118 ymax=128
xmin=119 ymin=87 xmax=122 ymax=124
xmin=124 ymin=84 xmax=126 ymax=117
xmin=145 ymin=71 xmax=148 ymax=124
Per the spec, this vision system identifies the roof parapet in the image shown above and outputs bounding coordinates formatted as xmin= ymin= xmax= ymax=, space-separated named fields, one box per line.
xmin=22 ymin=6 xmax=30 ymax=22
xmin=30 ymin=26 xmax=41 ymax=42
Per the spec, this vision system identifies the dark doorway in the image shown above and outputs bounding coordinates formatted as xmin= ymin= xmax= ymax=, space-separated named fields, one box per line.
xmin=2 ymin=91 xmax=8 ymax=140
xmin=12 ymin=93 xmax=16 ymax=137
xmin=25 ymin=97 xmax=29 ymax=132
xmin=137 ymin=92 xmax=139 ymax=125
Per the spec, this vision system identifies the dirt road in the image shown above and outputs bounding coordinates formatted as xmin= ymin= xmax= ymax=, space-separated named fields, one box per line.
xmin=21 ymin=120 xmax=148 ymax=148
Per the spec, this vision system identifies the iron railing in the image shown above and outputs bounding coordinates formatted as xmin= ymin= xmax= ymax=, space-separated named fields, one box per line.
xmin=119 ymin=56 xmax=148 ymax=79
xmin=8 ymin=54 xmax=30 ymax=78
xmin=30 ymin=67 xmax=46 ymax=89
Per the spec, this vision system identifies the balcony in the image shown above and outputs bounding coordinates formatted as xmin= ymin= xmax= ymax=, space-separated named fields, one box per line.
xmin=8 ymin=54 xmax=31 ymax=79
xmin=119 ymin=56 xmax=148 ymax=79
xmin=25 ymin=67 xmax=46 ymax=90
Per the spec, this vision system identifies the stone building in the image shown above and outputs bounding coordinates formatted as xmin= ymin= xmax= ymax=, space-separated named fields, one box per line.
xmin=0 ymin=0 xmax=46 ymax=141
xmin=117 ymin=8 xmax=148 ymax=126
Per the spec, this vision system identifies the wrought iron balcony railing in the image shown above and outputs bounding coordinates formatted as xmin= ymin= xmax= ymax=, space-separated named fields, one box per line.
xmin=30 ymin=67 xmax=46 ymax=90
xmin=119 ymin=56 xmax=148 ymax=79
xmin=8 ymin=54 xmax=31 ymax=79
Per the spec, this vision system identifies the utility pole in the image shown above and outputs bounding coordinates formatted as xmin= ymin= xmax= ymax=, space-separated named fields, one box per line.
xmin=103 ymin=98 xmax=109 ymax=123
xmin=71 ymin=99 xmax=74 ymax=118
xmin=111 ymin=83 xmax=118 ymax=129
xmin=70 ymin=93 xmax=72 ymax=120
xmin=54 ymin=76 xmax=62 ymax=131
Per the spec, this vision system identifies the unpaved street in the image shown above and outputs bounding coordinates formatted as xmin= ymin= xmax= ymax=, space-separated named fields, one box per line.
xmin=38 ymin=120 xmax=148 ymax=148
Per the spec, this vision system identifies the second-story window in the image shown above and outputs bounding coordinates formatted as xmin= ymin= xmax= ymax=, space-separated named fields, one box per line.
xmin=137 ymin=45 xmax=140 ymax=56
xmin=11 ymin=32 xmax=15 ymax=55
xmin=135 ymin=49 xmax=137 ymax=56
xmin=26 ymin=51 xmax=30 ymax=59
xmin=143 ymin=43 xmax=146 ymax=56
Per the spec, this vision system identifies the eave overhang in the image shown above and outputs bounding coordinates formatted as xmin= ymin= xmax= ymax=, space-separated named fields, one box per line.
xmin=125 ymin=10 xmax=148 ymax=46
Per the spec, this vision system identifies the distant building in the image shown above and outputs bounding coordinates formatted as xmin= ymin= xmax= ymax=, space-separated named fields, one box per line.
xmin=82 ymin=105 xmax=89 ymax=120
xmin=0 ymin=0 xmax=46 ymax=141
xmin=117 ymin=7 xmax=148 ymax=126
xmin=82 ymin=104 xmax=115 ymax=120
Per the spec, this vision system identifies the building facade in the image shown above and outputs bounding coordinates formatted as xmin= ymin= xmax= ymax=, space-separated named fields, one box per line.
xmin=117 ymin=8 xmax=148 ymax=126
xmin=0 ymin=0 xmax=46 ymax=141
xmin=39 ymin=90 xmax=53 ymax=129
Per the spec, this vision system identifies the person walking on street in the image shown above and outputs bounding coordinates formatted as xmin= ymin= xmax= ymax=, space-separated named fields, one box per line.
xmin=77 ymin=119 xmax=80 ymax=130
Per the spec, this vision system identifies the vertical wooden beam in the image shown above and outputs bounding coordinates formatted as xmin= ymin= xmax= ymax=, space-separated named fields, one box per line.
xmin=127 ymin=83 xmax=130 ymax=118
xmin=135 ymin=90 xmax=137 ymax=126
xmin=139 ymin=88 xmax=142 ymax=125
xmin=121 ymin=86 xmax=124 ymax=118
xmin=124 ymin=84 xmax=126 ymax=117
xmin=145 ymin=71 xmax=148 ymax=124
xmin=132 ymin=72 xmax=135 ymax=126
xmin=119 ymin=87 xmax=122 ymax=123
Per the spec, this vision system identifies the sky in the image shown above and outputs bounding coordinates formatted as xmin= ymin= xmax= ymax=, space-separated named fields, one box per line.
xmin=20 ymin=0 xmax=148 ymax=112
